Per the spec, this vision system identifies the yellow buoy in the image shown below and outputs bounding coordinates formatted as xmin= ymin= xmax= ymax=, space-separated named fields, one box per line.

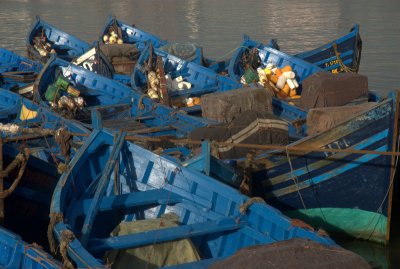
xmin=109 ymin=36 xmax=117 ymax=44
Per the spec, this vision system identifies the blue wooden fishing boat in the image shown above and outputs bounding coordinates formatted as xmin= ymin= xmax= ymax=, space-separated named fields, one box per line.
xmin=231 ymin=94 xmax=397 ymax=244
xmin=228 ymin=35 xmax=323 ymax=87
xmin=26 ymin=17 xmax=117 ymax=81
xmin=131 ymin=44 xmax=242 ymax=100
xmin=295 ymin=24 xmax=362 ymax=73
xmin=100 ymin=16 xmax=231 ymax=72
xmin=0 ymin=48 xmax=42 ymax=90
xmin=49 ymin=128 xmax=335 ymax=268
xmin=0 ymin=88 xmax=90 ymax=254
xmin=33 ymin=56 xmax=132 ymax=120
xmin=33 ymin=56 xmax=215 ymax=138
xmin=0 ymin=226 xmax=61 ymax=269
xmin=99 ymin=16 xmax=167 ymax=51
xmin=26 ymin=16 xmax=91 ymax=63
xmin=0 ymin=88 xmax=89 ymax=164
xmin=132 ymin=43 xmax=309 ymax=138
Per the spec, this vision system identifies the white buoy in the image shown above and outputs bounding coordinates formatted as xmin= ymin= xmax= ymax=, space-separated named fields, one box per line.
xmin=282 ymin=71 xmax=295 ymax=79
xmin=178 ymin=81 xmax=192 ymax=90
xmin=286 ymin=79 xmax=296 ymax=90
xmin=276 ymin=75 xmax=287 ymax=89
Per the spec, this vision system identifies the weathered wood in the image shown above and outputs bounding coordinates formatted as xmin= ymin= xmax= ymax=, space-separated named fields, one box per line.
xmin=125 ymin=136 xmax=400 ymax=157
xmin=87 ymin=217 xmax=242 ymax=254
xmin=80 ymin=132 xmax=126 ymax=246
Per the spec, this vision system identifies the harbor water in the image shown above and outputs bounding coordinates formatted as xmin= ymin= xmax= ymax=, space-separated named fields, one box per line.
xmin=1 ymin=0 xmax=400 ymax=268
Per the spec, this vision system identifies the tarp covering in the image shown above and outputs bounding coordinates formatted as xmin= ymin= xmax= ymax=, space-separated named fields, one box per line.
xmin=201 ymin=87 xmax=273 ymax=123
xmin=307 ymin=102 xmax=377 ymax=135
xmin=190 ymin=110 xmax=288 ymax=159
xmin=100 ymin=44 xmax=140 ymax=58
xmin=104 ymin=213 xmax=200 ymax=269
xmin=300 ymin=72 xmax=369 ymax=109
xmin=209 ymin=238 xmax=371 ymax=269
xmin=100 ymin=44 xmax=140 ymax=74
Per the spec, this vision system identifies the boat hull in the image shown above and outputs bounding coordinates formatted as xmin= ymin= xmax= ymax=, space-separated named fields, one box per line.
xmin=249 ymin=98 xmax=394 ymax=243
xmin=50 ymin=129 xmax=335 ymax=268
xmin=295 ymin=25 xmax=362 ymax=73
xmin=0 ymin=227 xmax=61 ymax=269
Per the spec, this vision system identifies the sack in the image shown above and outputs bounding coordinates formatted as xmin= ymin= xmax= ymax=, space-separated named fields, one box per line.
xmin=201 ymin=87 xmax=273 ymax=123
xmin=100 ymin=44 xmax=140 ymax=74
xmin=306 ymin=103 xmax=377 ymax=135
xmin=299 ymin=72 xmax=368 ymax=109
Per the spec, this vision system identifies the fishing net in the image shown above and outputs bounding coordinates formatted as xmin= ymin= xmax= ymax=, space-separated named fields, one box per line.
xmin=209 ymin=238 xmax=371 ymax=269
xmin=159 ymin=43 xmax=199 ymax=62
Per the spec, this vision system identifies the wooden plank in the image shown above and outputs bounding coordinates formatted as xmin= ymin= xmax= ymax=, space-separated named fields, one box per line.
xmin=265 ymin=145 xmax=387 ymax=198
xmin=72 ymin=189 xmax=183 ymax=217
xmin=263 ymin=129 xmax=389 ymax=188
xmin=80 ymin=131 xmax=126 ymax=246
xmin=87 ymin=217 xmax=241 ymax=254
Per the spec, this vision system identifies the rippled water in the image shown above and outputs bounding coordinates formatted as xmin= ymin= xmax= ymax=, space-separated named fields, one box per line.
xmin=1 ymin=0 xmax=400 ymax=267
xmin=1 ymin=0 xmax=399 ymax=93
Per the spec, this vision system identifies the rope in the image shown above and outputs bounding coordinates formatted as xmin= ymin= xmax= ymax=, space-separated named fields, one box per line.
xmin=208 ymin=45 xmax=253 ymax=63
xmin=47 ymin=212 xmax=64 ymax=254
xmin=137 ymin=94 xmax=148 ymax=112
xmin=54 ymin=127 xmax=72 ymax=163
xmin=364 ymin=133 xmax=400 ymax=240
xmin=342 ymin=133 xmax=400 ymax=245
xmin=332 ymin=43 xmax=356 ymax=73
xmin=59 ymin=230 xmax=75 ymax=269
xmin=0 ymin=150 xmax=29 ymax=199
xmin=285 ymin=147 xmax=307 ymax=210
xmin=239 ymin=197 xmax=265 ymax=214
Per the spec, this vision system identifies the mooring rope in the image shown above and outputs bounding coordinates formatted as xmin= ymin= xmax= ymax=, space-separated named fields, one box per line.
xmin=59 ymin=229 xmax=75 ymax=269
xmin=47 ymin=212 xmax=64 ymax=255
xmin=0 ymin=150 xmax=29 ymax=199
xmin=285 ymin=146 xmax=307 ymax=211
xmin=332 ymin=43 xmax=356 ymax=73
xmin=239 ymin=197 xmax=266 ymax=214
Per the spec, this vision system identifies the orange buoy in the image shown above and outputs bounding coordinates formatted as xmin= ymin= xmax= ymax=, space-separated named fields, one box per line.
xmin=290 ymin=95 xmax=301 ymax=99
xmin=274 ymin=68 xmax=282 ymax=77
xmin=282 ymin=84 xmax=290 ymax=95
xmin=193 ymin=97 xmax=201 ymax=105
xmin=269 ymin=74 xmax=279 ymax=84
xmin=281 ymin=65 xmax=293 ymax=73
